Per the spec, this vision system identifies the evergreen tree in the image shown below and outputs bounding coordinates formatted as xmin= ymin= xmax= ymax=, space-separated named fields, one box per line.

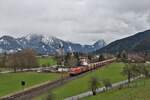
xmin=99 ymin=54 xmax=105 ymax=61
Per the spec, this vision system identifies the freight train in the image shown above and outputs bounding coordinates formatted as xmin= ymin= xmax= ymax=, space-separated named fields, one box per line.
xmin=69 ymin=58 xmax=116 ymax=76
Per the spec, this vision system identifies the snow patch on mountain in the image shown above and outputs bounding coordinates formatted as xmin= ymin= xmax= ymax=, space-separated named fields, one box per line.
xmin=0 ymin=34 xmax=106 ymax=54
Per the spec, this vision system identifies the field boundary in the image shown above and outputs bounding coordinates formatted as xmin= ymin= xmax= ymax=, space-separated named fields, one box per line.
xmin=65 ymin=75 xmax=144 ymax=100
xmin=0 ymin=71 xmax=97 ymax=100
xmin=0 ymin=61 xmax=115 ymax=100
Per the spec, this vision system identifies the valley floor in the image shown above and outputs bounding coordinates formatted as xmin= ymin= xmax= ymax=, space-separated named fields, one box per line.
xmin=34 ymin=62 xmax=126 ymax=100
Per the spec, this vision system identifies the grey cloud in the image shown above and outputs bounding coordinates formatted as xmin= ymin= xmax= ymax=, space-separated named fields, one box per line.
xmin=0 ymin=0 xmax=150 ymax=44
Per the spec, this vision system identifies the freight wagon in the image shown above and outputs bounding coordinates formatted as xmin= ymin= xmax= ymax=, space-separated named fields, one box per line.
xmin=69 ymin=58 xmax=116 ymax=76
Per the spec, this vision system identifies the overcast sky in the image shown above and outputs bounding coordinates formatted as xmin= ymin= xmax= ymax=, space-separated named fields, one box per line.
xmin=0 ymin=0 xmax=150 ymax=44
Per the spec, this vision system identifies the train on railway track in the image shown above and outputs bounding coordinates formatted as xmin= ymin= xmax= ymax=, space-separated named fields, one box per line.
xmin=69 ymin=58 xmax=116 ymax=76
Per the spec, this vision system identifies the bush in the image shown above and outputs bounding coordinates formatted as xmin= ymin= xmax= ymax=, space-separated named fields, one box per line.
xmin=89 ymin=77 xmax=100 ymax=95
xmin=102 ymin=79 xmax=112 ymax=90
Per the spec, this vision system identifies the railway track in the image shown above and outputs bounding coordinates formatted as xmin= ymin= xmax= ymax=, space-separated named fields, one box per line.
xmin=0 ymin=60 xmax=115 ymax=100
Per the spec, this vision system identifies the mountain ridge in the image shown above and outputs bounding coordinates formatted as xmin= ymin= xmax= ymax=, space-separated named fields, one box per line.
xmin=0 ymin=34 xmax=106 ymax=54
xmin=95 ymin=29 xmax=150 ymax=54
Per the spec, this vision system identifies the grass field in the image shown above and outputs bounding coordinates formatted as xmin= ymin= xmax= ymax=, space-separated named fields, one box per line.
xmin=38 ymin=57 xmax=57 ymax=66
xmin=0 ymin=72 xmax=60 ymax=97
xmin=0 ymin=57 xmax=56 ymax=72
xmin=35 ymin=62 xmax=126 ymax=100
xmin=82 ymin=78 xmax=150 ymax=100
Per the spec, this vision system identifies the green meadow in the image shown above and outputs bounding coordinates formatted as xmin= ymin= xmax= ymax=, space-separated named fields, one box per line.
xmin=35 ymin=62 xmax=126 ymax=100
xmin=38 ymin=57 xmax=57 ymax=66
xmin=0 ymin=72 xmax=60 ymax=97
xmin=82 ymin=78 xmax=150 ymax=100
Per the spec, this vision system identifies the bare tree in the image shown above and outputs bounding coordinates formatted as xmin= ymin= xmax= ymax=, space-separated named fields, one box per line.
xmin=21 ymin=49 xmax=38 ymax=68
xmin=122 ymin=63 xmax=133 ymax=83
xmin=122 ymin=63 xmax=139 ymax=83
xmin=8 ymin=53 xmax=20 ymax=72
xmin=0 ymin=52 xmax=7 ymax=68
xmin=89 ymin=77 xmax=100 ymax=95
xmin=7 ymin=49 xmax=38 ymax=72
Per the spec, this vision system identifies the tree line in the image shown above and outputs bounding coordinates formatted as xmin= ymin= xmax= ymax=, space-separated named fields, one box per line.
xmin=54 ymin=52 xmax=108 ymax=68
xmin=0 ymin=49 xmax=38 ymax=72
xmin=54 ymin=52 xmax=80 ymax=67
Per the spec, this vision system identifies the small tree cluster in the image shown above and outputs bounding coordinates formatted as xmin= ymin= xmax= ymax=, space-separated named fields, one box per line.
xmin=102 ymin=79 xmax=112 ymax=90
xmin=99 ymin=54 xmax=105 ymax=61
xmin=117 ymin=50 xmax=128 ymax=62
xmin=122 ymin=63 xmax=150 ymax=83
xmin=1 ymin=49 xmax=38 ymax=72
xmin=89 ymin=77 xmax=112 ymax=95
xmin=54 ymin=52 xmax=80 ymax=67
xmin=137 ymin=63 xmax=150 ymax=78
xmin=64 ymin=52 xmax=80 ymax=67
xmin=0 ymin=52 xmax=7 ymax=68
xmin=89 ymin=77 xmax=100 ymax=95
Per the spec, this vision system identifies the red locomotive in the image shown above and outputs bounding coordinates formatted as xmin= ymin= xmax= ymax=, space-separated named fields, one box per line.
xmin=69 ymin=58 xmax=116 ymax=76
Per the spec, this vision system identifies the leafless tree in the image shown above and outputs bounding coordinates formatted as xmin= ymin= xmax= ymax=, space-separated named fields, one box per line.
xmin=89 ymin=77 xmax=100 ymax=95
xmin=7 ymin=49 xmax=38 ymax=72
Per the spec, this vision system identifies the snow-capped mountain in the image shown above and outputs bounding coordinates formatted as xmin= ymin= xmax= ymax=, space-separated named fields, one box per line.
xmin=0 ymin=34 xmax=106 ymax=54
